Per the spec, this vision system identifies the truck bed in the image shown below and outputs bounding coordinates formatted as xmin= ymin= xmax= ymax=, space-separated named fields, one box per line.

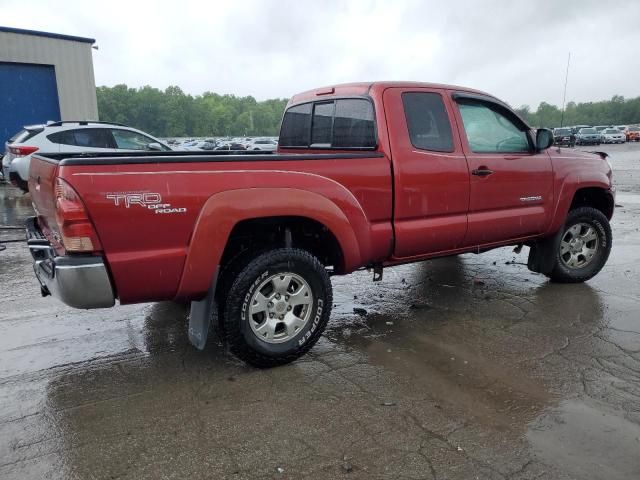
xmin=29 ymin=150 xmax=394 ymax=304
xmin=32 ymin=149 xmax=385 ymax=164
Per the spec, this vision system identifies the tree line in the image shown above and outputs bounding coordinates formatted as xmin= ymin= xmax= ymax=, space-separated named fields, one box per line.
xmin=96 ymin=85 xmax=288 ymax=138
xmin=97 ymin=85 xmax=640 ymax=137
xmin=515 ymin=95 xmax=640 ymax=128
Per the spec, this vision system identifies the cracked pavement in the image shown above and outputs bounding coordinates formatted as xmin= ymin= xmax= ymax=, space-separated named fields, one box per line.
xmin=1 ymin=143 xmax=639 ymax=479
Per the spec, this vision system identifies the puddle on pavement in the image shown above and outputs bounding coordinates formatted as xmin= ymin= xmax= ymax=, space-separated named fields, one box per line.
xmin=616 ymin=193 xmax=640 ymax=204
xmin=528 ymin=399 xmax=640 ymax=480
xmin=0 ymin=186 xmax=32 ymax=226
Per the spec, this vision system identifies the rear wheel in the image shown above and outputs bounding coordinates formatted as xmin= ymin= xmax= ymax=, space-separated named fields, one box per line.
xmin=221 ymin=248 xmax=332 ymax=368
xmin=548 ymin=207 xmax=612 ymax=283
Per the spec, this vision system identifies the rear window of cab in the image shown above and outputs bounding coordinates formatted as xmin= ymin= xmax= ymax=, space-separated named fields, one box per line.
xmin=279 ymin=98 xmax=376 ymax=149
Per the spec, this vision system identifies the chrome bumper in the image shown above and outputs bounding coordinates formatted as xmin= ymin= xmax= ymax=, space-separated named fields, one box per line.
xmin=26 ymin=217 xmax=115 ymax=309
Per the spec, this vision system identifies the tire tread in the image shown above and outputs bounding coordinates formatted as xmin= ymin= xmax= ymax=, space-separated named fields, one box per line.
xmin=222 ymin=248 xmax=332 ymax=368
xmin=549 ymin=206 xmax=612 ymax=283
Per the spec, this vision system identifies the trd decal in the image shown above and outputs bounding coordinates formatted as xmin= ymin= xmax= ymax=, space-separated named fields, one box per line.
xmin=105 ymin=192 xmax=187 ymax=214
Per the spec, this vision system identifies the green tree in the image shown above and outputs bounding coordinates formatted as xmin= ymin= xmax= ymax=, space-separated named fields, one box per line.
xmin=518 ymin=95 xmax=640 ymax=128
xmin=96 ymin=84 xmax=288 ymax=137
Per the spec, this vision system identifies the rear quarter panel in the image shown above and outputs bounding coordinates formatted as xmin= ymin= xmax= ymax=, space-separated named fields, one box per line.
xmin=59 ymin=156 xmax=392 ymax=303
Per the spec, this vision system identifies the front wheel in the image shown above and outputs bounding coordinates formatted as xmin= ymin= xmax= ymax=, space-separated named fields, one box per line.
xmin=222 ymin=248 xmax=332 ymax=368
xmin=548 ymin=207 xmax=612 ymax=283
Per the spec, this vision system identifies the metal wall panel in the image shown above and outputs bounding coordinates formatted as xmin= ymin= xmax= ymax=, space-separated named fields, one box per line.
xmin=0 ymin=31 xmax=98 ymax=126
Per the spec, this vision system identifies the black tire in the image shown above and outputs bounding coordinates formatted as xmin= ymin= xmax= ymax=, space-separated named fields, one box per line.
xmin=548 ymin=207 xmax=612 ymax=283
xmin=222 ymin=248 xmax=332 ymax=368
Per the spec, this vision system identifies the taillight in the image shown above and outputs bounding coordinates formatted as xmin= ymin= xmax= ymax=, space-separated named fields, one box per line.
xmin=54 ymin=178 xmax=102 ymax=252
xmin=9 ymin=145 xmax=39 ymax=156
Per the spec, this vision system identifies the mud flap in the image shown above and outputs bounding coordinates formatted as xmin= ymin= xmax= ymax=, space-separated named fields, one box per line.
xmin=527 ymin=229 xmax=563 ymax=275
xmin=188 ymin=269 xmax=218 ymax=350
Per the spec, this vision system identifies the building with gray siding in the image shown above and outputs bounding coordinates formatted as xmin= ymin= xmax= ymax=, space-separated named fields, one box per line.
xmin=0 ymin=26 xmax=98 ymax=144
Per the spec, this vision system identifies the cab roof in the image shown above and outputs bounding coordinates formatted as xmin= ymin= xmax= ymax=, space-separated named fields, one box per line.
xmin=288 ymin=81 xmax=497 ymax=106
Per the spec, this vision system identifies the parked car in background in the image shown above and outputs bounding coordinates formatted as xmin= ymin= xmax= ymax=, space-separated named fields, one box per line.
xmin=601 ymin=128 xmax=626 ymax=144
xmin=214 ymin=142 xmax=246 ymax=150
xmin=2 ymin=121 xmax=171 ymax=192
xmin=594 ymin=125 xmax=608 ymax=134
xmin=553 ymin=128 xmax=576 ymax=147
xmin=626 ymin=126 xmax=640 ymax=142
xmin=576 ymin=127 xmax=602 ymax=145
xmin=249 ymin=139 xmax=278 ymax=151
xmin=571 ymin=125 xmax=591 ymax=135
xmin=179 ymin=141 xmax=217 ymax=151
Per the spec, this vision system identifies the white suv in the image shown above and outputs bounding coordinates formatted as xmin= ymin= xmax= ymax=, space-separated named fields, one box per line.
xmin=2 ymin=121 xmax=171 ymax=192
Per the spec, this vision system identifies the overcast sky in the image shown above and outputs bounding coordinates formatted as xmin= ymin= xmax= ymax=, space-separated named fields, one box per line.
xmin=2 ymin=0 xmax=639 ymax=108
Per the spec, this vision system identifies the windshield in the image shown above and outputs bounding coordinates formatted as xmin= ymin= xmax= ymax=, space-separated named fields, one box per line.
xmin=556 ymin=129 xmax=571 ymax=135
xmin=580 ymin=128 xmax=596 ymax=134
xmin=604 ymin=129 xmax=619 ymax=134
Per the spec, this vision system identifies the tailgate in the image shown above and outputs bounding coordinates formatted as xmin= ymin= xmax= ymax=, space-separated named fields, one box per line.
xmin=28 ymin=155 xmax=62 ymax=252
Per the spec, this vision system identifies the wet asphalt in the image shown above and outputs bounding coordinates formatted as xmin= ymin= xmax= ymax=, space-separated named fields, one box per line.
xmin=1 ymin=144 xmax=639 ymax=479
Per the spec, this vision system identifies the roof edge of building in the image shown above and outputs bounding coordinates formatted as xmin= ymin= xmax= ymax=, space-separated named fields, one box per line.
xmin=0 ymin=26 xmax=95 ymax=44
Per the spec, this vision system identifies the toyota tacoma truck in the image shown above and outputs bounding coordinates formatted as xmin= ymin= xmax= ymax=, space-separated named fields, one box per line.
xmin=26 ymin=81 xmax=615 ymax=367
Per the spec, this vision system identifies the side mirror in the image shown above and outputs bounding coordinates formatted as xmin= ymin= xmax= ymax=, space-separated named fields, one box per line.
xmin=536 ymin=128 xmax=554 ymax=151
xmin=147 ymin=142 xmax=163 ymax=151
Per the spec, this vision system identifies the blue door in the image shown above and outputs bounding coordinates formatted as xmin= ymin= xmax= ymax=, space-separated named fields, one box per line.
xmin=0 ymin=62 xmax=61 ymax=145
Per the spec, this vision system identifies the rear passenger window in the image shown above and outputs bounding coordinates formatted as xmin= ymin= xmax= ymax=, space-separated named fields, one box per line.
xmin=402 ymin=92 xmax=454 ymax=152
xmin=280 ymin=98 xmax=376 ymax=149
xmin=47 ymin=129 xmax=115 ymax=148
xmin=311 ymin=102 xmax=334 ymax=146
xmin=47 ymin=130 xmax=75 ymax=146
xmin=74 ymin=129 xmax=112 ymax=148
xmin=279 ymin=103 xmax=312 ymax=147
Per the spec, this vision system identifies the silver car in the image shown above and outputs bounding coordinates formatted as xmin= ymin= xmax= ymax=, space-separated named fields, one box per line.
xmin=3 ymin=121 xmax=171 ymax=192
xmin=601 ymin=128 xmax=625 ymax=144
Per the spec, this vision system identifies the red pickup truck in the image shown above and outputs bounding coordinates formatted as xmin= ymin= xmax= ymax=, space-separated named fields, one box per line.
xmin=26 ymin=82 xmax=615 ymax=367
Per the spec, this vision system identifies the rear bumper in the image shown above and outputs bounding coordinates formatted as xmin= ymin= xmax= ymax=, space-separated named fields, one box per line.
xmin=26 ymin=217 xmax=115 ymax=309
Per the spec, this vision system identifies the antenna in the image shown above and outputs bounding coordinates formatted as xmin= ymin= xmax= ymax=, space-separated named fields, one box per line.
xmin=560 ymin=52 xmax=571 ymax=127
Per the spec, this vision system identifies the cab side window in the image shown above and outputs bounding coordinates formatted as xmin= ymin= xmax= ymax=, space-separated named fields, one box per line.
xmin=457 ymin=101 xmax=530 ymax=153
xmin=402 ymin=92 xmax=454 ymax=152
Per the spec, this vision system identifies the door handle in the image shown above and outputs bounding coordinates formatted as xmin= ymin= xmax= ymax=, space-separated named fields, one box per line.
xmin=471 ymin=168 xmax=494 ymax=176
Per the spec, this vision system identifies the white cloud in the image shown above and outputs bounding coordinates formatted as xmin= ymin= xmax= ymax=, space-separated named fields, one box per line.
xmin=1 ymin=0 xmax=638 ymax=107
